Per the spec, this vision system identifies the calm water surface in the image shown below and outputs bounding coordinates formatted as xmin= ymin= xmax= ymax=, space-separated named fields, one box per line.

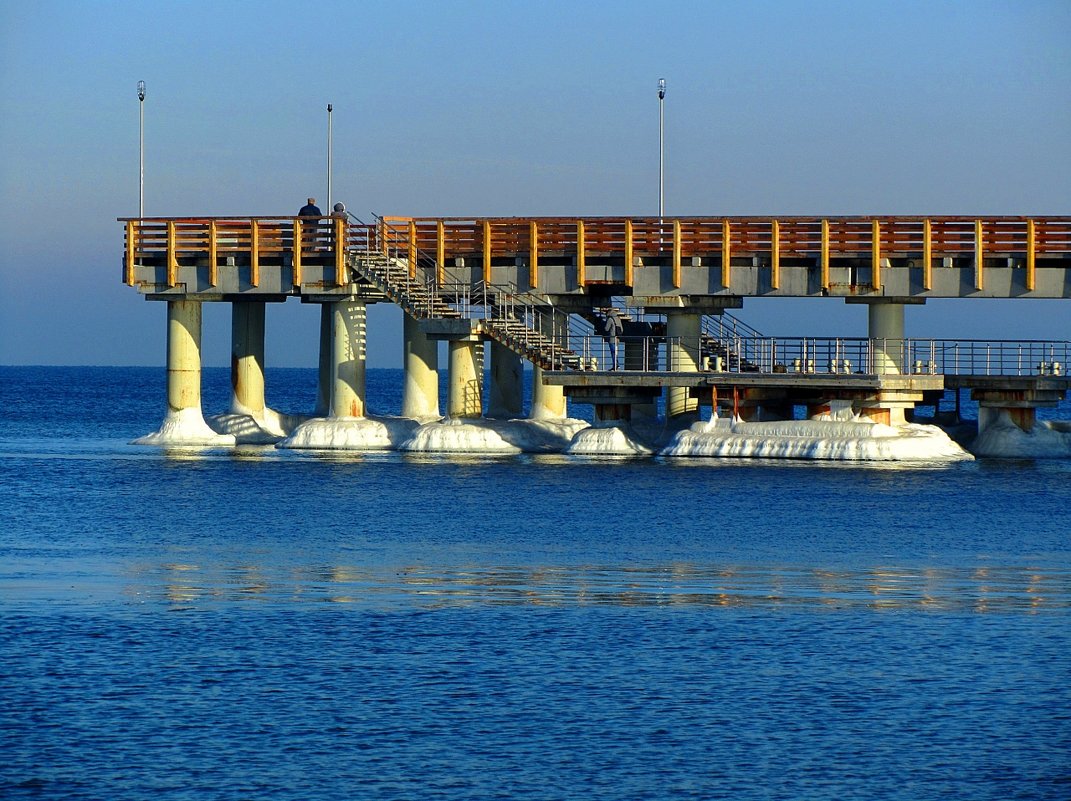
xmin=1 ymin=367 xmax=1069 ymax=800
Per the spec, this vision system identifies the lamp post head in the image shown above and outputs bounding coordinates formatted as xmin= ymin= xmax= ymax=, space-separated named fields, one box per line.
xmin=137 ymin=80 xmax=146 ymax=102
xmin=328 ymin=103 xmax=333 ymax=113
xmin=658 ymin=78 xmax=666 ymax=100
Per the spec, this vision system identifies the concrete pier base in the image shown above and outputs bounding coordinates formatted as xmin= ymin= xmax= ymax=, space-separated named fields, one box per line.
xmin=487 ymin=341 xmax=523 ymax=419
xmin=666 ymin=312 xmax=701 ymax=419
xmin=402 ymin=315 xmax=440 ymax=419
xmin=448 ymin=340 xmax=483 ymax=419
xmin=134 ymin=300 xmax=235 ymax=446
xmin=330 ymin=300 xmax=367 ymax=418
xmin=530 ymin=365 xmax=568 ymax=419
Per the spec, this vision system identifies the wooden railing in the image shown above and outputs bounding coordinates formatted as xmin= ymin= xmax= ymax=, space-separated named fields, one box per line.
xmin=121 ymin=215 xmax=1071 ymax=292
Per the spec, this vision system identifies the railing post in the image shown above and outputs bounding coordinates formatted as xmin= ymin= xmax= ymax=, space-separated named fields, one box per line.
xmin=624 ymin=219 xmax=633 ymax=288
xmin=576 ymin=220 xmax=586 ymax=286
xmin=166 ymin=220 xmax=178 ymax=287
xmin=250 ymin=219 xmax=261 ymax=288
xmin=208 ymin=219 xmax=218 ymax=287
xmin=483 ymin=219 xmax=493 ymax=284
xmin=335 ymin=216 xmax=347 ymax=286
xmin=922 ymin=218 xmax=933 ymax=290
xmin=672 ymin=219 xmax=682 ymax=288
xmin=529 ymin=220 xmax=539 ymax=290
xmin=871 ymin=219 xmax=881 ymax=291
xmin=820 ymin=218 xmax=830 ymax=290
xmin=974 ymin=219 xmax=985 ymax=291
xmin=125 ymin=220 xmax=136 ymax=286
xmin=721 ymin=219 xmax=732 ymax=288
xmin=437 ymin=220 xmax=446 ymax=287
xmin=771 ymin=219 xmax=780 ymax=290
xmin=408 ymin=219 xmax=417 ymax=280
xmin=292 ymin=218 xmax=302 ymax=284
xmin=1026 ymin=219 xmax=1036 ymax=291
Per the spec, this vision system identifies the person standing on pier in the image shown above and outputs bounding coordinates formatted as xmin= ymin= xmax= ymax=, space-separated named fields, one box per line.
xmin=298 ymin=197 xmax=322 ymax=250
xmin=602 ymin=307 xmax=624 ymax=371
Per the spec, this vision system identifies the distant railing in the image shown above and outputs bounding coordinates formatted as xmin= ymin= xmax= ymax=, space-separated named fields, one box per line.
xmin=563 ymin=336 xmax=1071 ymax=376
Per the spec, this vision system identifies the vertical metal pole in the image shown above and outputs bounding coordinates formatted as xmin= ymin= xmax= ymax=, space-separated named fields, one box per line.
xmin=658 ymin=78 xmax=666 ymax=228
xmin=137 ymin=81 xmax=146 ymax=218
xmin=327 ymin=104 xmax=333 ymax=212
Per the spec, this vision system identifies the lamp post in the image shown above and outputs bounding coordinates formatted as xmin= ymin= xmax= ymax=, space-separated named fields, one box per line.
xmin=327 ymin=103 xmax=333 ymax=212
xmin=658 ymin=78 xmax=666 ymax=226
xmin=138 ymin=80 xmax=146 ymax=218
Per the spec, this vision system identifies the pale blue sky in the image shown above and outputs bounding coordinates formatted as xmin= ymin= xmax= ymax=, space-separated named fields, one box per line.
xmin=1 ymin=0 xmax=1069 ymax=367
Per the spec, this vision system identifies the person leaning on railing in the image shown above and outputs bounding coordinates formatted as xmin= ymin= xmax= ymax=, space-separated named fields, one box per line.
xmin=298 ymin=197 xmax=322 ymax=248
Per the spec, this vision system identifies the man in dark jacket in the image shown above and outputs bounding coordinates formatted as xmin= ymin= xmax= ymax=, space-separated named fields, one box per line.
xmin=299 ymin=198 xmax=322 ymax=217
xmin=602 ymin=308 xmax=624 ymax=370
xmin=297 ymin=198 xmax=322 ymax=249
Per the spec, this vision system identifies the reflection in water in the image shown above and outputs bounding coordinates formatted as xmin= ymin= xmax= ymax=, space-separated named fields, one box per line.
xmin=137 ymin=562 xmax=1070 ymax=612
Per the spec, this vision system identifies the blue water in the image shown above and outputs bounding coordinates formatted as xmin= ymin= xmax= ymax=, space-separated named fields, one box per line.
xmin=2 ymin=366 xmax=1070 ymax=800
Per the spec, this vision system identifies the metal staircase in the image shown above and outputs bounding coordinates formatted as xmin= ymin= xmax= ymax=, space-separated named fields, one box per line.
xmin=348 ymin=251 xmax=462 ymax=320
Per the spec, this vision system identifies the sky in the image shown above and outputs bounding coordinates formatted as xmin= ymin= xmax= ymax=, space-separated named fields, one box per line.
xmin=1 ymin=0 xmax=1069 ymax=368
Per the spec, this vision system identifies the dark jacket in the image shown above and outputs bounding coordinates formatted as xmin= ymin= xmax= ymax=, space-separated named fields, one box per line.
xmin=299 ymin=203 xmax=322 ymax=217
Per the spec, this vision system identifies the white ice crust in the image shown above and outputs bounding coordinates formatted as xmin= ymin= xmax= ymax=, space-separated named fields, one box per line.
xmin=132 ymin=408 xmax=237 ymax=447
xmin=660 ymin=413 xmax=973 ymax=462
xmin=971 ymin=411 xmax=1071 ymax=458
xmin=566 ymin=424 xmax=655 ymax=457
xmin=279 ymin=416 xmax=420 ymax=450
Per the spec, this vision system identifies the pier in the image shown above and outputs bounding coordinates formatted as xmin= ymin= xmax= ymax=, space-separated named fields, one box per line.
xmin=120 ymin=215 xmax=1071 ymax=448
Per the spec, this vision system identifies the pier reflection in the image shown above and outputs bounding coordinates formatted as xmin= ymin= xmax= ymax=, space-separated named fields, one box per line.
xmin=139 ymin=562 xmax=1069 ymax=612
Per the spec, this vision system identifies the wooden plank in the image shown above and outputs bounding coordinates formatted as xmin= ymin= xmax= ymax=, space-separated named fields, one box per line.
xmin=125 ymin=221 xmax=136 ymax=286
xmin=335 ymin=217 xmax=347 ymax=286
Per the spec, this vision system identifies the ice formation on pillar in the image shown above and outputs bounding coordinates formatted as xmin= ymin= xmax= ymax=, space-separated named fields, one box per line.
xmin=661 ymin=410 xmax=973 ymax=462
xmin=209 ymin=407 xmax=309 ymax=444
xmin=278 ymin=416 xmax=420 ymax=450
xmin=566 ymin=423 xmax=655 ymax=457
xmin=132 ymin=408 xmax=237 ymax=447
xmin=970 ymin=411 xmax=1071 ymax=458
xmin=400 ymin=417 xmax=590 ymax=454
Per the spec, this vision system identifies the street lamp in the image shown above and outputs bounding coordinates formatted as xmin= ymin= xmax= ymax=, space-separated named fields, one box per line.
xmin=327 ymin=103 xmax=333 ymax=212
xmin=138 ymin=80 xmax=146 ymax=218
xmin=658 ymin=78 xmax=666 ymax=226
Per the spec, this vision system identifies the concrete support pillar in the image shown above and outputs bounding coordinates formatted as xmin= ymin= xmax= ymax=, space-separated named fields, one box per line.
xmin=167 ymin=300 xmax=206 ymax=415
xmin=530 ymin=365 xmax=567 ymax=420
xmin=448 ymin=340 xmax=483 ymax=419
xmin=595 ymin=404 xmax=632 ymax=423
xmin=487 ymin=341 xmax=523 ymax=419
xmin=230 ymin=302 xmax=266 ymax=416
xmin=330 ymin=300 xmax=366 ymax=419
xmin=867 ymin=302 xmax=905 ymax=375
xmin=666 ymin=312 xmax=701 ymax=418
xmin=315 ymin=304 xmax=332 ymax=416
xmin=401 ymin=314 xmax=440 ymax=418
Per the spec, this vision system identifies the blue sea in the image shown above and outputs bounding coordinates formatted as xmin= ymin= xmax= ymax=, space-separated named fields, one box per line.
xmin=1 ymin=366 xmax=1069 ymax=800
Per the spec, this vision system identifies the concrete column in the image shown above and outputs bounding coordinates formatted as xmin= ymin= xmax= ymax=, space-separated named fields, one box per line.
xmin=487 ymin=341 xmax=523 ymax=419
xmin=530 ymin=365 xmax=567 ymax=419
xmin=868 ymin=301 xmax=905 ymax=375
xmin=230 ymin=301 xmax=266 ymax=417
xmin=330 ymin=300 xmax=366 ymax=418
xmin=315 ymin=304 xmax=332 ymax=416
xmin=167 ymin=300 xmax=206 ymax=415
xmin=666 ymin=312 xmax=701 ymax=418
xmin=448 ymin=340 xmax=483 ymax=418
xmin=402 ymin=315 xmax=440 ymax=418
